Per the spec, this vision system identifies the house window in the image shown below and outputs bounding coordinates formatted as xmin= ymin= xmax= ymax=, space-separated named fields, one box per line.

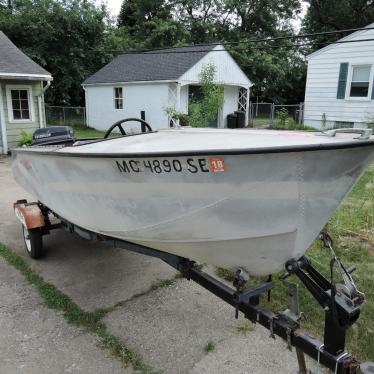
xmin=114 ymin=87 xmax=123 ymax=109
xmin=6 ymin=86 xmax=34 ymax=122
xmin=11 ymin=89 xmax=30 ymax=120
xmin=349 ymin=65 xmax=371 ymax=97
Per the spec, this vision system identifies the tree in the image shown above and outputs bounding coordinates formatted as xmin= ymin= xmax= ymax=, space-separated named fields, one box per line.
xmin=189 ymin=63 xmax=224 ymax=127
xmin=117 ymin=0 xmax=187 ymax=48
xmin=0 ymin=0 xmax=111 ymax=105
xmin=302 ymin=0 xmax=374 ymax=46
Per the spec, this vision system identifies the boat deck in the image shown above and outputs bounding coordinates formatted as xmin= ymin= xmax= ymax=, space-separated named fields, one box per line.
xmin=13 ymin=128 xmax=374 ymax=157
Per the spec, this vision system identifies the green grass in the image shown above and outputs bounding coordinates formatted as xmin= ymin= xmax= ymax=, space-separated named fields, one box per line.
xmin=216 ymin=267 xmax=236 ymax=282
xmin=74 ymin=127 xmax=108 ymax=139
xmin=216 ymin=163 xmax=374 ymax=361
xmin=0 ymin=242 xmax=154 ymax=373
xmin=47 ymin=124 xmax=118 ymax=140
xmin=204 ymin=340 xmax=216 ymax=353
xmin=251 ymin=117 xmax=272 ymax=127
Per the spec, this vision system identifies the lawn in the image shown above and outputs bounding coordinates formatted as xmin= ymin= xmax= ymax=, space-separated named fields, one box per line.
xmin=74 ymin=126 xmax=107 ymax=139
xmin=217 ymin=162 xmax=374 ymax=361
xmin=47 ymin=125 xmax=117 ymax=139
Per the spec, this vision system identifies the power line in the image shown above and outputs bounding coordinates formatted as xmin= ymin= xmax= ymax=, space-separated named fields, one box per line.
xmin=88 ymin=36 xmax=374 ymax=55
xmin=136 ymin=26 xmax=374 ymax=52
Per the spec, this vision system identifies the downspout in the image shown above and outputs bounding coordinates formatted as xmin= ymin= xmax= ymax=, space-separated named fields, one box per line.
xmin=0 ymin=83 xmax=8 ymax=154
xmin=176 ymin=82 xmax=181 ymax=128
xmin=82 ymin=85 xmax=89 ymax=128
xmin=38 ymin=80 xmax=51 ymax=128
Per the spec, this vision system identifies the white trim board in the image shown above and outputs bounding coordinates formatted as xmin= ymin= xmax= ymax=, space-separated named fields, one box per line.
xmin=0 ymin=72 xmax=52 ymax=80
xmin=0 ymin=84 xmax=8 ymax=154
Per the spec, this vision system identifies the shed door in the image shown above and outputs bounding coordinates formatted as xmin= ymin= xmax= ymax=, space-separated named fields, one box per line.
xmin=188 ymin=85 xmax=217 ymax=127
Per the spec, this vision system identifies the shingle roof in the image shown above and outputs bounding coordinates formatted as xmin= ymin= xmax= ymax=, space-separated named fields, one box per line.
xmin=0 ymin=31 xmax=51 ymax=78
xmin=83 ymin=44 xmax=217 ymax=84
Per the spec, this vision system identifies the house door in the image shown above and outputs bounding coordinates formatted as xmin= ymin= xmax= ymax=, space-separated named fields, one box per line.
xmin=188 ymin=85 xmax=218 ymax=127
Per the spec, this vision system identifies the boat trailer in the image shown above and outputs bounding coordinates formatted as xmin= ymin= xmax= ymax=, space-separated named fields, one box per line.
xmin=14 ymin=200 xmax=374 ymax=374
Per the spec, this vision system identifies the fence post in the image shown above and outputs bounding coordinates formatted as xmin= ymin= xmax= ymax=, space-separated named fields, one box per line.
xmin=63 ymin=107 xmax=65 ymax=125
xmin=298 ymin=103 xmax=304 ymax=124
xmin=83 ymin=108 xmax=88 ymax=127
xmin=271 ymin=103 xmax=275 ymax=128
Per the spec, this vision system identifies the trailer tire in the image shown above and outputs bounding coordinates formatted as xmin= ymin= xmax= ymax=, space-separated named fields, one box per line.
xmin=22 ymin=226 xmax=43 ymax=259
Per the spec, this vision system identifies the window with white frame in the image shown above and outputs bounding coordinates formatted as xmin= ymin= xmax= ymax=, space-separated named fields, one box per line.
xmin=114 ymin=87 xmax=123 ymax=109
xmin=349 ymin=65 xmax=371 ymax=98
xmin=7 ymin=88 xmax=32 ymax=121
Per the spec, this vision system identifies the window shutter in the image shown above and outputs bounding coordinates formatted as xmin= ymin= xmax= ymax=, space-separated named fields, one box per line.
xmin=337 ymin=63 xmax=348 ymax=99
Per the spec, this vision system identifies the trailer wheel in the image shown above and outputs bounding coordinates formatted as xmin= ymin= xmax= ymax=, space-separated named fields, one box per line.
xmin=22 ymin=226 xmax=43 ymax=259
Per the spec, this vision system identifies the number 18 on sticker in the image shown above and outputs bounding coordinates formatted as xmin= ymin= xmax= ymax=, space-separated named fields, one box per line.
xmin=209 ymin=158 xmax=226 ymax=172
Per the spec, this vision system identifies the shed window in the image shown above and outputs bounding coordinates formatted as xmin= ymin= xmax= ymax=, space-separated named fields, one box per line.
xmin=114 ymin=87 xmax=123 ymax=109
xmin=349 ymin=66 xmax=371 ymax=97
xmin=10 ymin=89 xmax=30 ymax=120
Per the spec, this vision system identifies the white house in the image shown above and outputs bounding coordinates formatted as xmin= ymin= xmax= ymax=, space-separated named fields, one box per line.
xmin=0 ymin=31 xmax=52 ymax=154
xmin=82 ymin=44 xmax=252 ymax=131
xmin=304 ymin=23 xmax=374 ymax=129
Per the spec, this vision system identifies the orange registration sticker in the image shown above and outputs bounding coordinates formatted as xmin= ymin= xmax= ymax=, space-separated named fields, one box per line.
xmin=209 ymin=157 xmax=226 ymax=172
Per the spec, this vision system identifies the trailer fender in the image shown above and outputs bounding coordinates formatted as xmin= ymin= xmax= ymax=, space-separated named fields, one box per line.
xmin=13 ymin=202 xmax=45 ymax=230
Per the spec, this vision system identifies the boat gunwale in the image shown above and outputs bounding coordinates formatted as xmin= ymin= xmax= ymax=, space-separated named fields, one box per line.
xmin=11 ymin=139 xmax=374 ymax=158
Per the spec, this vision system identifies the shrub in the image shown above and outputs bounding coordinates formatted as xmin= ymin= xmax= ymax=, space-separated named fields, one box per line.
xmin=275 ymin=107 xmax=289 ymax=128
xmin=19 ymin=131 xmax=33 ymax=146
xmin=188 ymin=63 xmax=224 ymax=128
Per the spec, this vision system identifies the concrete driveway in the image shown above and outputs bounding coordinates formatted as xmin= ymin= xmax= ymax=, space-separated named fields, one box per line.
xmin=0 ymin=156 xmax=309 ymax=373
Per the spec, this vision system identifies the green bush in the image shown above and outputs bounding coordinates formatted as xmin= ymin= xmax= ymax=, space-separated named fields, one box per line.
xmin=19 ymin=131 xmax=33 ymax=146
xmin=275 ymin=108 xmax=289 ymax=128
xmin=189 ymin=63 xmax=224 ymax=128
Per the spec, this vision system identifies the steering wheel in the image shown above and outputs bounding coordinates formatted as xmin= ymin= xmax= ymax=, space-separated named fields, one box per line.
xmin=104 ymin=118 xmax=153 ymax=139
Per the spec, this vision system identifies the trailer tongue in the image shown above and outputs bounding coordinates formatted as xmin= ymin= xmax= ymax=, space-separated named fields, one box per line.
xmin=14 ymin=200 xmax=374 ymax=374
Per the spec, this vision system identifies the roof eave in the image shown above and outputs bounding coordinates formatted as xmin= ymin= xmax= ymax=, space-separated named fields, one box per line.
xmin=0 ymin=72 xmax=53 ymax=81
xmin=307 ymin=22 xmax=374 ymax=60
xmin=82 ymin=79 xmax=177 ymax=86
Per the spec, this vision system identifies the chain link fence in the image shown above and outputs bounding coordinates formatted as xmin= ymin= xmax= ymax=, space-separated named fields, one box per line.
xmin=46 ymin=106 xmax=86 ymax=128
xmin=249 ymin=102 xmax=304 ymax=128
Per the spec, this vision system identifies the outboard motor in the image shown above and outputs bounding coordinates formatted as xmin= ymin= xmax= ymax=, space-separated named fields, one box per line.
xmin=32 ymin=126 xmax=75 ymax=146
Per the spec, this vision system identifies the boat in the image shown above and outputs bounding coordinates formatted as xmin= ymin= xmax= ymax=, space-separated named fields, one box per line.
xmin=11 ymin=122 xmax=374 ymax=276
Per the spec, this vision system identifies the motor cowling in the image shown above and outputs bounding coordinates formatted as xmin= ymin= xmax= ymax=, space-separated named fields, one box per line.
xmin=32 ymin=126 xmax=75 ymax=146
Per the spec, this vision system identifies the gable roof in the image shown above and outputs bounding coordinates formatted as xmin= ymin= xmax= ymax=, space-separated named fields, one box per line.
xmin=307 ymin=23 xmax=374 ymax=60
xmin=83 ymin=44 xmax=218 ymax=85
xmin=0 ymin=31 xmax=51 ymax=79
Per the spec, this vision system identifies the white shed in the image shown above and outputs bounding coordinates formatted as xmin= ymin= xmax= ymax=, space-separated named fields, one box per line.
xmin=82 ymin=44 xmax=252 ymax=131
xmin=303 ymin=23 xmax=374 ymax=129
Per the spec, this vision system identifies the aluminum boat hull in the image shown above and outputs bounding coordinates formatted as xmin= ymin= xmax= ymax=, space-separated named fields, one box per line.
xmin=11 ymin=129 xmax=374 ymax=275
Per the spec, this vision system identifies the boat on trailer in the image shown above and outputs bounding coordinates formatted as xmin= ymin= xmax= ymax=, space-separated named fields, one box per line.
xmin=11 ymin=120 xmax=374 ymax=275
xmin=11 ymin=119 xmax=374 ymax=373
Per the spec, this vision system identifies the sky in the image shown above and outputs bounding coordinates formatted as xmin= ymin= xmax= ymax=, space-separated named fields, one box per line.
xmin=101 ymin=0 xmax=309 ymax=30
xmin=102 ymin=0 xmax=122 ymax=18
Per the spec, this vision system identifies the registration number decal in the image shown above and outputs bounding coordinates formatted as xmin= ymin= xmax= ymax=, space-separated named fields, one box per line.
xmin=115 ymin=157 xmax=226 ymax=174
xmin=209 ymin=157 xmax=226 ymax=173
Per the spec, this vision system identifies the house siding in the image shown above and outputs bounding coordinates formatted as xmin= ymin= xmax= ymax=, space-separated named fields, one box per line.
xmin=179 ymin=46 xmax=251 ymax=87
xmin=222 ymin=86 xmax=239 ymax=127
xmin=304 ymin=27 xmax=374 ymax=129
xmin=85 ymin=83 xmax=170 ymax=131
xmin=0 ymin=80 xmax=42 ymax=149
